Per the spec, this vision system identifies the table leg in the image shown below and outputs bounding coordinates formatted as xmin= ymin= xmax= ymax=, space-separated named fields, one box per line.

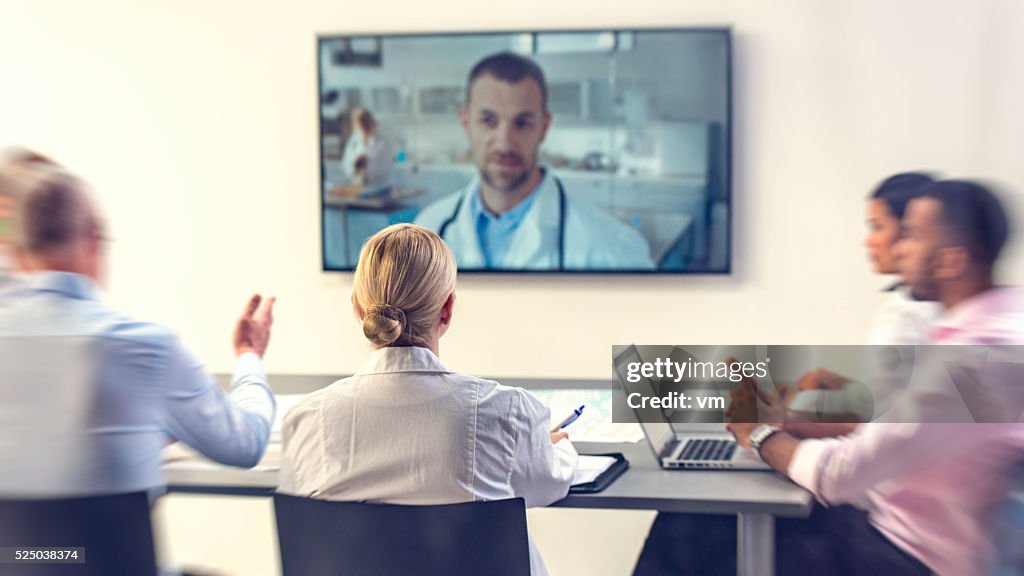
xmin=737 ymin=512 xmax=774 ymax=576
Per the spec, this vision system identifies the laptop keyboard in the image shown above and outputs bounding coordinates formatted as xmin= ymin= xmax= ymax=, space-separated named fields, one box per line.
xmin=679 ymin=439 xmax=737 ymax=461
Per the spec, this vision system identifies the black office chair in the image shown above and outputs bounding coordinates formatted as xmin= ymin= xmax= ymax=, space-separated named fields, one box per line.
xmin=273 ymin=493 xmax=531 ymax=576
xmin=0 ymin=491 xmax=158 ymax=576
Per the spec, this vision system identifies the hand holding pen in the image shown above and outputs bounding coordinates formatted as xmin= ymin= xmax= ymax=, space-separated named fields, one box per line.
xmin=550 ymin=405 xmax=585 ymax=443
xmin=551 ymin=404 xmax=586 ymax=432
xmin=552 ymin=401 xmax=585 ymax=440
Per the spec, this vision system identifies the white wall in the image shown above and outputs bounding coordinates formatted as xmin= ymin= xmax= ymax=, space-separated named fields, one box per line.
xmin=3 ymin=1 xmax=1024 ymax=574
xmin=2 ymin=0 xmax=1022 ymax=379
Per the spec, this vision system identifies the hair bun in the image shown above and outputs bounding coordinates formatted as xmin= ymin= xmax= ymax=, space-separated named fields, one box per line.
xmin=363 ymin=304 xmax=407 ymax=346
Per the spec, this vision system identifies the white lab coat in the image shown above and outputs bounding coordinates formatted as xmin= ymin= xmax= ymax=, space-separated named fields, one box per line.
xmin=279 ymin=346 xmax=578 ymax=576
xmin=415 ymin=171 xmax=656 ymax=270
xmin=341 ymin=132 xmax=393 ymax=185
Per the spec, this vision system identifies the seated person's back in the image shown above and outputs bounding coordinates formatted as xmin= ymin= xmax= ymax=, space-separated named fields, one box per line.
xmin=280 ymin=223 xmax=576 ymax=575
xmin=0 ymin=153 xmax=277 ymax=498
xmin=282 ymin=347 xmax=571 ymax=506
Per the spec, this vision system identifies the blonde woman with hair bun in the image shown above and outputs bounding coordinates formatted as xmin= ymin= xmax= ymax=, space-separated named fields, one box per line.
xmin=281 ymin=223 xmax=577 ymax=576
xmin=351 ymin=223 xmax=457 ymax=352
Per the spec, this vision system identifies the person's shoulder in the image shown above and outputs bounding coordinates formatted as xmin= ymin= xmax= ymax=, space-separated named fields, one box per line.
xmin=972 ymin=287 xmax=1024 ymax=344
xmin=283 ymin=377 xmax=350 ymax=423
xmin=561 ymin=196 xmax=654 ymax=268
xmin=475 ymin=378 xmax=549 ymax=414
xmin=565 ymin=197 xmax=646 ymax=243
xmin=80 ymin=303 xmax=181 ymax=350
xmin=884 ymin=292 xmax=940 ymax=323
xmin=441 ymin=371 xmax=497 ymax=394
xmin=304 ymin=376 xmax=358 ymax=402
xmin=413 ymin=190 xmax=463 ymax=230
xmin=452 ymin=373 xmax=520 ymax=404
xmin=867 ymin=290 xmax=937 ymax=345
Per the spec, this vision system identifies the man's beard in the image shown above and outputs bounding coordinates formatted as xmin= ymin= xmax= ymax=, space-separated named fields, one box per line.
xmin=909 ymin=254 xmax=940 ymax=302
xmin=480 ymin=152 xmax=534 ymax=193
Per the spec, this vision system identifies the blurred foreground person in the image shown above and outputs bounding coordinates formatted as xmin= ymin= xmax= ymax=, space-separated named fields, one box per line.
xmin=637 ymin=180 xmax=1023 ymax=576
xmin=0 ymin=150 xmax=55 ymax=291
xmin=0 ymin=151 xmax=277 ymax=499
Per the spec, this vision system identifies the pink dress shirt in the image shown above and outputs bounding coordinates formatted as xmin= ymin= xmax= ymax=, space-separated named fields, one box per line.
xmin=789 ymin=288 xmax=1024 ymax=575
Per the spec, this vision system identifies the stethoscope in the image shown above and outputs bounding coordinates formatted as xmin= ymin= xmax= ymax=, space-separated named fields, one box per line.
xmin=438 ymin=176 xmax=567 ymax=270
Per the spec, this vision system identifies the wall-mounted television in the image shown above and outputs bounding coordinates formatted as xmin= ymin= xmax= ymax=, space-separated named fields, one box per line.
xmin=319 ymin=28 xmax=731 ymax=273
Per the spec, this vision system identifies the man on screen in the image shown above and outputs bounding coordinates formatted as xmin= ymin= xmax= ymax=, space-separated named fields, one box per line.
xmin=414 ymin=52 xmax=655 ymax=270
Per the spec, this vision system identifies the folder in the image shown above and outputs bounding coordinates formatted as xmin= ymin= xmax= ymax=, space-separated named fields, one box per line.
xmin=569 ymin=453 xmax=629 ymax=494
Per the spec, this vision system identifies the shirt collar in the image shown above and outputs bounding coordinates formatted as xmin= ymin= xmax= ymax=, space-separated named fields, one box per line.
xmin=930 ymin=287 xmax=1024 ymax=343
xmin=356 ymin=346 xmax=451 ymax=376
xmin=469 ymin=170 xmax=546 ymax=226
xmin=19 ymin=271 xmax=100 ymax=301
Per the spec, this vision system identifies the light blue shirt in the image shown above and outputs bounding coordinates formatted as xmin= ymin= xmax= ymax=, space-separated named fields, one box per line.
xmin=470 ymin=177 xmax=542 ymax=268
xmin=0 ymin=272 xmax=274 ymax=497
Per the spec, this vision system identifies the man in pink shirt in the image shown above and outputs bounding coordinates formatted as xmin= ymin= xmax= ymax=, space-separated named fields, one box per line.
xmin=635 ymin=180 xmax=1022 ymax=575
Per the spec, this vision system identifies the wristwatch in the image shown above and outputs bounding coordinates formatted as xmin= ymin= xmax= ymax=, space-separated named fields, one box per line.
xmin=748 ymin=424 xmax=782 ymax=458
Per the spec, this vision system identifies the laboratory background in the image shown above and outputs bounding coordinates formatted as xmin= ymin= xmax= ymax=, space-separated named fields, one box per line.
xmin=319 ymin=30 xmax=729 ymax=272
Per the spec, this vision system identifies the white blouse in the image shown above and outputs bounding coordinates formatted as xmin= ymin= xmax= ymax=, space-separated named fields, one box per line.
xmin=867 ymin=289 xmax=939 ymax=346
xmin=279 ymin=346 xmax=578 ymax=575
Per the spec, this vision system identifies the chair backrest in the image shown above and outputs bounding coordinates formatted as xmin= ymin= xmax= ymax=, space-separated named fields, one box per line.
xmin=273 ymin=493 xmax=530 ymax=576
xmin=991 ymin=462 xmax=1024 ymax=576
xmin=0 ymin=491 xmax=157 ymax=576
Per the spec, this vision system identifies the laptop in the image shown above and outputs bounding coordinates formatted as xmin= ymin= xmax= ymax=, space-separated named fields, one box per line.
xmin=614 ymin=344 xmax=771 ymax=470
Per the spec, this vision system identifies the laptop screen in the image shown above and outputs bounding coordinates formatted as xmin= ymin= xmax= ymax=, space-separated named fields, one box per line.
xmin=613 ymin=345 xmax=675 ymax=457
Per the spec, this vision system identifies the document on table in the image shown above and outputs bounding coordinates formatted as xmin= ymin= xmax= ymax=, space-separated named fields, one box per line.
xmin=530 ymin=388 xmax=644 ymax=443
xmin=572 ymin=455 xmax=618 ymax=485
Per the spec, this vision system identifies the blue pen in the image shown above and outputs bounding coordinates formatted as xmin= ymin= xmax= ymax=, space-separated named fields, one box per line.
xmin=551 ymin=405 xmax=585 ymax=432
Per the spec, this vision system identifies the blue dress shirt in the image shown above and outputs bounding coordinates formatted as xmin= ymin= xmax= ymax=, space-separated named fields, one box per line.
xmin=470 ymin=177 xmax=542 ymax=268
xmin=0 ymin=272 xmax=274 ymax=497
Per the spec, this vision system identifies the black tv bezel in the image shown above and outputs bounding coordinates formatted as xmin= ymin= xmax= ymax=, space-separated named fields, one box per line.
xmin=317 ymin=26 xmax=732 ymax=276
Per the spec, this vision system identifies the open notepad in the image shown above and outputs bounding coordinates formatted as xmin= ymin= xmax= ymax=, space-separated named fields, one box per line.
xmin=529 ymin=389 xmax=644 ymax=443
xmin=572 ymin=455 xmax=618 ymax=485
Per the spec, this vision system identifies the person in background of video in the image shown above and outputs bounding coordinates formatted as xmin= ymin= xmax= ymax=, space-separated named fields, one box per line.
xmin=415 ymin=52 xmax=654 ymax=270
xmin=341 ymin=106 xmax=393 ymax=186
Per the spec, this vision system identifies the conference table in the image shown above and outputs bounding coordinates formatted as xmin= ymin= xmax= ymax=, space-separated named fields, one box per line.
xmin=165 ymin=437 xmax=812 ymax=576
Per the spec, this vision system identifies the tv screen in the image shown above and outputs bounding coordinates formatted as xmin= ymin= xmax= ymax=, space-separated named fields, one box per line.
xmin=319 ymin=28 xmax=731 ymax=273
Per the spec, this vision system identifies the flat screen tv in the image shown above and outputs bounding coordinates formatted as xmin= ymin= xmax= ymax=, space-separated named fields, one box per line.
xmin=319 ymin=28 xmax=731 ymax=273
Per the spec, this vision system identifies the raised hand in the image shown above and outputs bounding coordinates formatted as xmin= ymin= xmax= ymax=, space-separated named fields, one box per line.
xmin=234 ymin=294 xmax=276 ymax=358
